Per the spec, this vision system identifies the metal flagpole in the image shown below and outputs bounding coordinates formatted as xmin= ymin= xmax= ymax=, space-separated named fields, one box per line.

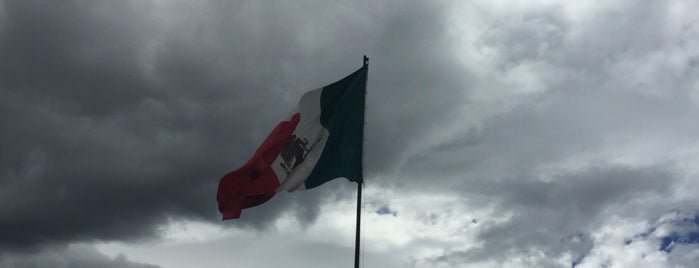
xmin=354 ymin=55 xmax=368 ymax=268
xmin=354 ymin=181 xmax=362 ymax=268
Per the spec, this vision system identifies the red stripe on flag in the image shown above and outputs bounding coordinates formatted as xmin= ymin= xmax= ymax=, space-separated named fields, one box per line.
xmin=217 ymin=113 xmax=301 ymax=220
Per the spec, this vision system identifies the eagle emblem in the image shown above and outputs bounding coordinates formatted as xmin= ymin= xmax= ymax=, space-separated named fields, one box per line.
xmin=280 ymin=134 xmax=311 ymax=174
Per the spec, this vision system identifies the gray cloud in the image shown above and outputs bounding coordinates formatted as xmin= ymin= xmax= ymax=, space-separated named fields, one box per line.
xmin=2 ymin=0 xmax=699 ymax=267
xmin=0 ymin=244 xmax=161 ymax=268
xmin=422 ymin=165 xmax=681 ymax=267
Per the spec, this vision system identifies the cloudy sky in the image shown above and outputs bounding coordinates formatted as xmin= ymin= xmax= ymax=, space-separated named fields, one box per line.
xmin=2 ymin=0 xmax=699 ymax=267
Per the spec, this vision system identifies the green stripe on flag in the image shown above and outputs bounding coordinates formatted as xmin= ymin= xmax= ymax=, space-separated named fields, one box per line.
xmin=304 ymin=66 xmax=367 ymax=189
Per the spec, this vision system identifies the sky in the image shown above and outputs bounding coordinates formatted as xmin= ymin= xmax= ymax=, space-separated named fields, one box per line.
xmin=1 ymin=0 xmax=699 ymax=267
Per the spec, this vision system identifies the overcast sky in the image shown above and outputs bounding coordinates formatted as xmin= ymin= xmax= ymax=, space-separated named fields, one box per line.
xmin=1 ymin=0 xmax=699 ymax=267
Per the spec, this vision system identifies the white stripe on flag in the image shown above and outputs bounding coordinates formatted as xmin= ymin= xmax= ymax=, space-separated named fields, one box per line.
xmin=273 ymin=88 xmax=329 ymax=191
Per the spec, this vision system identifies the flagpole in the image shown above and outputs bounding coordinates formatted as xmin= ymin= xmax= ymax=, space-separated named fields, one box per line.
xmin=354 ymin=181 xmax=362 ymax=268
xmin=354 ymin=55 xmax=368 ymax=268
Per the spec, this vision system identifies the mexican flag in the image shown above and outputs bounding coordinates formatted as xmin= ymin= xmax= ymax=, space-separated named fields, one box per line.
xmin=217 ymin=65 xmax=367 ymax=220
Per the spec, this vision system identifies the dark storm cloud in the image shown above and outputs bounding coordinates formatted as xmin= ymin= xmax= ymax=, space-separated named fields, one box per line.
xmin=0 ymin=0 xmax=223 ymax=250
xmin=0 ymin=0 xmax=460 ymax=253
xmin=0 ymin=1 xmax=155 ymax=115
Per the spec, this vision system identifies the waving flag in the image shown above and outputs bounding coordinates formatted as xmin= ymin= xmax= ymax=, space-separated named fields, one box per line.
xmin=217 ymin=65 xmax=367 ymax=220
